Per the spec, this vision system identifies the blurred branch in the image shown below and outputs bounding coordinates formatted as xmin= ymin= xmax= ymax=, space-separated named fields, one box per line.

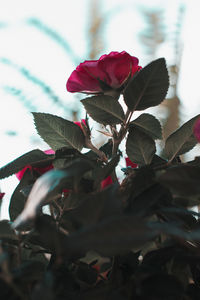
xmin=3 ymin=86 xmax=38 ymax=111
xmin=26 ymin=18 xmax=80 ymax=64
xmin=88 ymin=0 xmax=103 ymax=59
xmin=139 ymin=5 xmax=185 ymax=139
xmin=0 ymin=57 xmax=66 ymax=111
xmin=139 ymin=9 xmax=165 ymax=60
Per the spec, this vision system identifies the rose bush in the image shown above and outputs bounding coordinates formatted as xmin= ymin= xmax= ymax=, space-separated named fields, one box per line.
xmin=2 ymin=53 xmax=200 ymax=299
xmin=66 ymin=51 xmax=141 ymax=94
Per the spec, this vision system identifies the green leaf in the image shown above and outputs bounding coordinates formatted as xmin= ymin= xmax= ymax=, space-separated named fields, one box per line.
xmin=158 ymin=165 xmax=200 ymax=197
xmin=126 ymin=127 xmax=156 ymax=165
xmin=32 ymin=112 xmax=85 ymax=151
xmin=123 ymin=58 xmax=169 ymax=111
xmin=130 ymin=113 xmax=162 ymax=140
xmin=81 ymin=95 xmax=125 ymax=125
xmin=164 ymin=114 xmax=200 ymax=161
xmin=0 ymin=149 xmax=52 ymax=179
xmin=127 ymin=183 xmax=172 ymax=217
xmin=66 ymin=215 xmax=159 ymax=257
xmin=93 ymin=155 xmax=120 ymax=189
xmin=60 ymin=185 xmax=122 ymax=231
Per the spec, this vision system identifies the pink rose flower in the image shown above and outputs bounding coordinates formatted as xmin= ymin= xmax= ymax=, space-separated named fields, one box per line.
xmin=194 ymin=118 xmax=200 ymax=142
xmin=66 ymin=51 xmax=142 ymax=94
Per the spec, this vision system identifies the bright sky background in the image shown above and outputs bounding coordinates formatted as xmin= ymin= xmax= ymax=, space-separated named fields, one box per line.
xmin=0 ymin=0 xmax=199 ymax=218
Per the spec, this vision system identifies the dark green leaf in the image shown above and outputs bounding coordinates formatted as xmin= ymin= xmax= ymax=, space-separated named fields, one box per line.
xmin=32 ymin=112 xmax=85 ymax=151
xmin=60 ymin=184 xmax=122 ymax=231
xmin=125 ymin=166 xmax=156 ymax=202
xmin=123 ymin=58 xmax=169 ymax=111
xmin=81 ymin=95 xmax=125 ymax=125
xmin=140 ymin=274 xmax=184 ymax=298
xmin=85 ymin=139 xmax=113 ymax=161
xmin=130 ymin=113 xmax=162 ymax=139
xmin=164 ymin=114 xmax=200 ymax=161
xmin=75 ymin=262 xmax=98 ymax=285
xmin=173 ymin=196 xmax=200 ymax=208
xmin=93 ymin=155 xmax=120 ymax=189
xmin=9 ymin=168 xmax=37 ymax=221
xmin=126 ymin=127 xmax=156 ymax=165
xmin=66 ymin=215 xmax=159 ymax=257
xmin=158 ymin=165 xmax=200 ymax=197
xmin=0 ymin=220 xmax=18 ymax=241
xmin=13 ymin=260 xmax=46 ymax=282
xmin=0 ymin=149 xmax=52 ymax=179
xmin=127 ymin=183 xmax=172 ymax=216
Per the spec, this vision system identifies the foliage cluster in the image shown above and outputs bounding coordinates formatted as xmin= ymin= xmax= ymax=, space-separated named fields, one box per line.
xmin=0 ymin=56 xmax=200 ymax=299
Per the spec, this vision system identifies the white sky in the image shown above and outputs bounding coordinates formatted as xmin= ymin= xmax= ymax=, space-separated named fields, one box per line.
xmin=0 ymin=0 xmax=200 ymax=218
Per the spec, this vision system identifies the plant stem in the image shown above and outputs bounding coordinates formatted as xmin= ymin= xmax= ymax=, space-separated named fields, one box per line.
xmin=86 ymin=141 xmax=108 ymax=162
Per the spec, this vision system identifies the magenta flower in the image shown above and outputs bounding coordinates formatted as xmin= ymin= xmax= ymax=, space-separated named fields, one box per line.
xmin=66 ymin=51 xmax=141 ymax=94
xmin=194 ymin=118 xmax=200 ymax=142
xmin=0 ymin=193 xmax=5 ymax=200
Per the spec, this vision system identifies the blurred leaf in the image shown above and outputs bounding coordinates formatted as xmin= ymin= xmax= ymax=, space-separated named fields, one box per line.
xmin=9 ymin=168 xmax=37 ymax=221
xmin=130 ymin=113 xmax=162 ymax=139
xmin=0 ymin=220 xmax=18 ymax=241
xmin=65 ymin=216 xmax=159 ymax=258
xmin=123 ymin=58 xmax=169 ymax=111
xmin=164 ymin=114 xmax=200 ymax=161
xmin=13 ymin=260 xmax=46 ymax=282
xmin=126 ymin=127 xmax=156 ymax=165
xmin=75 ymin=262 xmax=98 ymax=285
xmin=158 ymin=165 xmax=200 ymax=197
xmin=140 ymin=273 xmax=184 ymax=299
xmin=13 ymin=159 xmax=94 ymax=230
xmin=60 ymin=184 xmax=122 ymax=231
xmin=0 ymin=149 xmax=52 ymax=179
xmin=125 ymin=166 xmax=155 ymax=202
xmin=173 ymin=196 xmax=200 ymax=208
xmin=32 ymin=112 xmax=85 ymax=151
xmin=128 ymin=183 xmax=172 ymax=217
xmin=81 ymin=95 xmax=125 ymax=125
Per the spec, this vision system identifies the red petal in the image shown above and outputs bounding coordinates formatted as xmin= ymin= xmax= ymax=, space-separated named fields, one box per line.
xmin=101 ymin=176 xmax=113 ymax=189
xmin=0 ymin=193 xmax=5 ymax=200
xmin=194 ymin=118 xmax=200 ymax=142
xmin=125 ymin=157 xmax=137 ymax=168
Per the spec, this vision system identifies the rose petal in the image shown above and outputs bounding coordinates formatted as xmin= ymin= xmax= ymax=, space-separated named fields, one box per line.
xmin=0 ymin=193 xmax=5 ymax=200
xmin=101 ymin=176 xmax=113 ymax=189
xmin=125 ymin=157 xmax=138 ymax=168
xmin=194 ymin=118 xmax=200 ymax=142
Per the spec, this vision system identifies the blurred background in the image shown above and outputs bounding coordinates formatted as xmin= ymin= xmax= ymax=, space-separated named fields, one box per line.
xmin=0 ymin=0 xmax=199 ymax=218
